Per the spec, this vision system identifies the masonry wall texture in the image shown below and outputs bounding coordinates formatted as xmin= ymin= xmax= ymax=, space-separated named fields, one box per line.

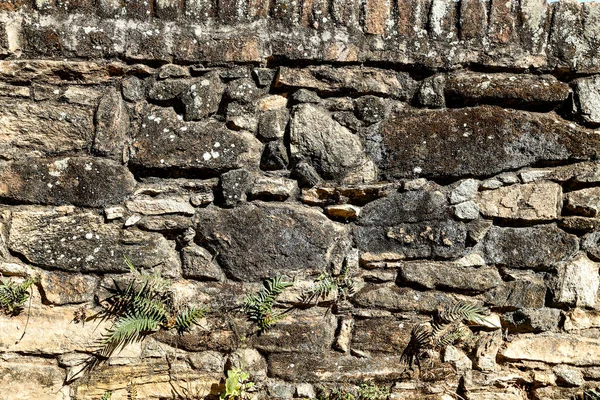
xmin=0 ymin=0 xmax=600 ymax=399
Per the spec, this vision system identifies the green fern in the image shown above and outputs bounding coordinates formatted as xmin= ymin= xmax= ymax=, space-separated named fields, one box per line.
xmin=175 ymin=306 xmax=207 ymax=334
xmin=100 ymin=391 xmax=112 ymax=400
xmin=242 ymin=276 xmax=293 ymax=332
xmin=0 ymin=275 xmax=38 ymax=316
xmin=220 ymin=368 xmax=255 ymax=399
xmin=301 ymin=263 xmax=356 ymax=305
xmin=438 ymin=301 xmax=487 ymax=325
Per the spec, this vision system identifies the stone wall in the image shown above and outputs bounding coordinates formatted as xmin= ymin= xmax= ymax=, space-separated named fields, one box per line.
xmin=1 ymin=0 xmax=600 ymax=399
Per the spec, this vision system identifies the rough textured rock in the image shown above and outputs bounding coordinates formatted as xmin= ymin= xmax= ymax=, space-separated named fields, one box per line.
xmin=548 ymin=255 xmax=600 ymax=308
xmin=8 ymin=210 xmax=180 ymax=273
xmin=376 ymin=106 xmax=600 ymax=180
xmin=290 ymin=104 xmax=372 ymax=183
xmin=483 ymin=225 xmax=579 ymax=270
xmin=125 ymin=197 xmax=195 ymax=215
xmin=0 ymin=100 xmax=93 ymax=160
xmin=0 ymin=157 xmax=136 ymax=207
xmin=573 ymin=75 xmax=600 ymax=126
xmin=130 ymin=106 xmax=262 ymax=177
xmin=501 ymin=308 xmax=562 ymax=333
xmin=0 ymin=357 xmax=66 ymax=400
xmin=93 ymin=87 xmax=130 ymax=159
xmin=500 ymin=334 xmax=600 ymax=366
xmin=181 ymin=71 xmax=226 ymax=121
xmin=194 ymin=202 xmax=351 ymax=281
xmin=477 ymin=182 xmax=562 ymax=221
xmin=564 ymin=187 xmax=600 ymax=217
xmin=397 ymin=261 xmax=501 ymax=293
xmin=353 ymin=284 xmax=462 ymax=313
xmin=485 ymin=272 xmax=547 ymax=309
xmin=181 ymin=244 xmax=225 ymax=281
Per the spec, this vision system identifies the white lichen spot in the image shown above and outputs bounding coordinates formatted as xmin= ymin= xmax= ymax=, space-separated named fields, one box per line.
xmin=413 ymin=167 xmax=423 ymax=174
xmin=214 ymin=142 xmax=220 ymax=148
xmin=85 ymin=233 xmax=93 ymax=240
xmin=203 ymin=152 xmax=212 ymax=161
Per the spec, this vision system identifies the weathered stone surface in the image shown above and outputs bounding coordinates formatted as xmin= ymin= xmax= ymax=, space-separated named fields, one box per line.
xmin=0 ymin=100 xmax=93 ymax=160
xmin=261 ymin=140 xmax=289 ymax=171
xmin=93 ymin=87 xmax=130 ymax=158
xmin=0 ymin=357 xmax=66 ymax=400
xmin=397 ymin=262 xmax=501 ymax=293
xmin=219 ymin=168 xmax=253 ymax=207
xmin=483 ymin=225 xmax=579 ymax=270
xmin=121 ymin=76 xmax=145 ymax=101
xmin=573 ymin=76 xmax=600 ymax=126
xmin=125 ymin=197 xmax=195 ymax=215
xmin=553 ymin=365 xmax=584 ymax=387
xmin=548 ymin=255 xmax=599 ymax=308
xmin=376 ymin=106 xmax=600 ymax=180
xmin=181 ymin=71 xmax=226 ymax=121
xmin=0 ymin=157 xmax=136 ymax=207
xmin=269 ymin=353 xmax=406 ymax=382
xmin=485 ymin=272 xmax=547 ymax=310
xmin=416 ymin=74 xmax=446 ymax=108
xmin=564 ymin=187 xmax=600 ymax=217
xmin=449 ymin=179 xmax=479 ymax=204
xmin=582 ymin=231 xmax=600 ymax=261
xmin=351 ymin=315 xmax=429 ymax=354
xmin=500 ymin=334 xmax=600 ymax=366
xmin=290 ymin=104 xmax=373 ymax=183
xmin=8 ymin=210 xmax=180 ymax=273
xmin=477 ymin=182 xmax=562 ymax=221
xmin=181 ymin=244 xmax=225 ymax=282
xmin=251 ymin=309 xmax=336 ymax=354
xmin=356 ymin=220 xmax=467 ymax=262
xmin=359 ymin=190 xmax=448 ymax=225
xmin=501 ymin=308 xmax=562 ymax=334
xmin=226 ymin=77 xmax=266 ymax=103
xmin=353 ymin=284 xmax=462 ymax=313
xmin=258 ymin=108 xmax=289 ymax=141
xmin=444 ymin=72 xmax=570 ymax=110
xmin=248 ymin=176 xmax=298 ymax=201
xmin=354 ymin=96 xmax=391 ymax=125
xmin=0 ymin=60 xmax=112 ymax=84
xmin=324 ymin=204 xmax=361 ymax=221
xmin=277 ymin=66 xmax=416 ymax=99
xmin=454 ymin=201 xmax=480 ymax=220
xmin=564 ymin=308 xmax=600 ymax=331
xmin=130 ymin=106 xmax=262 ymax=177
xmin=194 ymin=202 xmax=351 ymax=281
xmin=40 ymin=270 xmax=98 ymax=305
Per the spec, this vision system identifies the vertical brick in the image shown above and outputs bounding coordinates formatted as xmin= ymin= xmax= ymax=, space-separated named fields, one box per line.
xmin=396 ymin=0 xmax=431 ymax=39
xmin=185 ymin=0 xmax=217 ymax=20
xmin=332 ymin=0 xmax=360 ymax=28
xmin=247 ymin=0 xmax=269 ymax=19
xmin=364 ymin=0 xmax=392 ymax=35
xmin=122 ymin=0 xmax=154 ymax=19
xmin=270 ymin=0 xmax=299 ymax=25
xmin=98 ymin=0 xmax=122 ymax=17
xmin=519 ymin=0 xmax=550 ymax=53
xmin=218 ymin=0 xmax=248 ymax=23
xmin=460 ymin=0 xmax=487 ymax=40
xmin=156 ymin=0 xmax=182 ymax=19
xmin=428 ymin=0 xmax=458 ymax=40
xmin=488 ymin=0 xmax=518 ymax=44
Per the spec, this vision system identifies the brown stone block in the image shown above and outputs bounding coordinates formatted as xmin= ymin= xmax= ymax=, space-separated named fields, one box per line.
xmin=364 ymin=0 xmax=391 ymax=35
xmin=248 ymin=0 xmax=269 ymax=18
xmin=396 ymin=0 xmax=431 ymax=38
xmin=459 ymin=0 xmax=487 ymax=40
xmin=488 ymin=0 xmax=518 ymax=44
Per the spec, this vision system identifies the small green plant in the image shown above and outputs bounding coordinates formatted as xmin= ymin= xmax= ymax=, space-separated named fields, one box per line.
xmin=0 ymin=274 xmax=39 ymax=316
xmin=402 ymin=301 xmax=488 ymax=367
xmin=316 ymin=384 xmax=390 ymax=400
xmin=242 ymin=276 xmax=293 ymax=332
xmin=100 ymin=391 xmax=112 ymax=400
xmin=357 ymin=383 xmax=390 ymax=400
xmin=95 ymin=258 xmax=206 ymax=358
xmin=316 ymin=387 xmax=356 ymax=400
xmin=220 ymin=368 xmax=255 ymax=400
xmin=301 ymin=263 xmax=355 ymax=305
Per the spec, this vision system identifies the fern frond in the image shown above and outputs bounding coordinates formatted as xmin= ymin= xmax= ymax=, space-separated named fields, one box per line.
xmin=100 ymin=313 xmax=161 ymax=356
xmin=433 ymin=324 xmax=470 ymax=349
xmin=438 ymin=301 xmax=487 ymax=325
xmin=100 ymin=390 xmax=112 ymax=400
xmin=128 ymin=381 xmax=138 ymax=400
xmin=243 ymin=276 xmax=293 ymax=331
xmin=0 ymin=276 xmax=37 ymax=315
xmin=175 ymin=306 xmax=207 ymax=334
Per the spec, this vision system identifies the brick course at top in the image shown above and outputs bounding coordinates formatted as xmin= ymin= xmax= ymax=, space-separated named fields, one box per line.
xmin=0 ymin=0 xmax=598 ymax=72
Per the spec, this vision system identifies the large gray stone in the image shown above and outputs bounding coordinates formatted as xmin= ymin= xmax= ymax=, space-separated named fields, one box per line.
xmin=130 ymin=106 xmax=262 ymax=177
xmin=8 ymin=210 xmax=180 ymax=273
xmin=181 ymin=71 xmax=226 ymax=121
xmin=0 ymin=157 xmax=136 ymax=207
xmin=351 ymin=315 xmax=429 ymax=354
xmin=352 ymin=284 xmax=461 ymax=313
xmin=375 ymin=106 xmax=600 ymax=180
xmin=93 ymin=87 xmax=130 ymax=159
xmin=485 ymin=273 xmax=547 ymax=310
xmin=548 ymin=255 xmax=600 ymax=308
xmin=500 ymin=334 xmax=600 ymax=366
xmin=483 ymin=225 xmax=579 ymax=270
xmin=573 ymin=75 xmax=600 ymax=126
xmin=194 ymin=202 xmax=351 ymax=281
xmin=289 ymin=104 xmax=373 ymax=183
xmin=397 ymin=261 xmax=501 ymax=293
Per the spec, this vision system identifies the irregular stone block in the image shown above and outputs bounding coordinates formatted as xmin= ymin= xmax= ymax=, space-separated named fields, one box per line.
xmin=356 ymin=220 xmax=467 ymax=262
xmin=94 ymin=87 xmax=130 ymax=159
xmin=445 ymin=72 xmax=569 ymax=110
xmin=0 ymin=100 xmax=92 ymax=160
xmin=0 ymin=60 xmax=112 ymax=85
xmin=459 ymin=0 xmax=487 ymax=40
xmin=549 ymin=255 xmax=599 ymax=308
xmin=40 ymin=271 xmax=98 ymax=305
xmin=130 ymin=106 xmax=262 ymax=177
xmin=500 ymin=333 xmax=600 ymax=366
xmin=477 ymin=182 xmax=562 ymax=221
xmin=520 ymin=0 xmax=550 ymax=53
xmin=359 ymin=190 xmax=448 ymax=226
xmin=483 ymin=225 xmax=578 ymax=270
xmin=376 ymin=106 xmax=600 ymax=180
xmin=260 ymin=140 xmax=289 ymax=171
xmin=324 ymin=204 xmax=361 ymax=221
xmin=501 ymin=308 xmax=562 ymax=333
xmin=125 ymin=197 xmax=195 ymax=215
xmin=8 ymin=210 xmax=180 ymax=273
xmin=485 ymin=272 xmax=546 ymax=309
xmin=353 ymin=284 xmax=461 ymax=313
xmin=277 ymin=66 xmax=416 ymax=100
xmin=564 ymin=308 xmax=600 ymax=331
xmin=0 ymin=357 xmax=66 ymax=399
xmin=121 ymin=76 xmax=145 ymax=102
xmin=181 ymin=244 xmax=225 ymax=282
xmin=194 ymin=202 xmax=351 ymax=281
xmin=226 ymin=77 xmax=266 ymax=103
xmin=258 ymin=108 xmax=289 ymax=141
xmin=0 ymin=157 xmax=136 ymax=208
xmin=351 ymin=315 xmax=429 ymax=354
xmin=147 ymin=78 xmax=193 ymax=101
xmin=220 ymin=168 xmax=253 ymax=207
xmin=181 ymin=71 xmax=226 ymax=121
xmin=397 ymin=261 xmax=501 ymax=293
xmin=247 ymin=176 xmax=298 ymax=201
xmin=565 ymin=187 xmax=600 ymax=217
xmin=290 ymin=104 xmax=373 ymax=183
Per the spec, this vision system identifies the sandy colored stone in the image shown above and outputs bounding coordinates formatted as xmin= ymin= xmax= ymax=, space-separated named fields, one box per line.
xmin=477 ymin=182 xmax=562 ymax=221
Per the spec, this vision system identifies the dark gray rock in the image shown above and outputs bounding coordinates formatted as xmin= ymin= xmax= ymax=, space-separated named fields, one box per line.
xmin=181 ymin=71 xmax=226 ymax=121
xmin=416 ymin=74 xmax=446 ymax=108
xmin=501 ymin=308 xmax=562 ymax=333
xmin=253 ymin=68 xmax=276 ymax=87
xmin=582 ymin=231 xmax=600 ymax=261
xmin=573 ymin=76 xmax=600 ymax=126
xmin=485 ymin=274 xmax=547 ymax=310
xmin=225 ymin=78 xmax=267 ymax=103
xmin=147 ymin=78 xmax=193 ymax=101
xmin=483 ymin=225 xmax=579 ymax=270
xmin=0 ymin=157 xmax=135 ymax=207
xmin=8 ymin=210 xmax=180 ymax=273
xmin=354 ymin=96 xmax=390 ymax=125
xmin=181 ymin=244 xmax=225 ymax=281
xmin=94 ymin=87 xmax=130 ymax=159
xmin=258 ymin=109 xmax=289 ymax=141
xmin=352 ymin=284 xmax=459 ymax=313
xmin=290 ymin=161 xmax=321 ymax=188
xmin=376 ymin=106 xmax=600 ymax=180
xmin=193 ymin=202 xmax=351 ymax=281
xmin=351 ymin=315 xmax=429 ymax=354
xmin=121 ymin=76 xmax=145 ymax=102
xmin=260 ymin=140 xmax=289 ymax=171
xmin=219 ymin=168 xmax=253 ymax=207
xmin=130 ymin=105 xmax=262 ymax=177
xmin=291 ymin=89 xmax=321 ymax=104
xmin=397 ymin=261 xmax=501 ymax=293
